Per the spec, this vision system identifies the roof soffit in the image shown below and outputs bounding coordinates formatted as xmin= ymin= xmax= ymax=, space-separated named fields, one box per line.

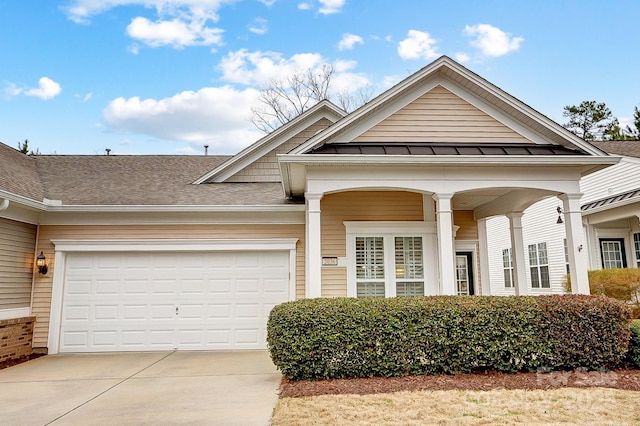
xmin=192 ymin=100 xmax=345 ymax=184
xmin=288 ymin=56 xmax=607 ymax=157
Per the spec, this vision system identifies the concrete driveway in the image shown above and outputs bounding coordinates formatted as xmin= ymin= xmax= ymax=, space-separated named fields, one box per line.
xmin=0 ymin=350 xmax=281 ymax=425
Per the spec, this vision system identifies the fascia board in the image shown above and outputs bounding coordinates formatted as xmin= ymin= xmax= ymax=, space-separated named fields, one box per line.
xmin=440 ymin=59 xmax=608 ymax=156
xmin=0 ymin=190 xmax=47 ymax=211
xmin=45 ymin=204 xmax=305 ymax=213
xmin=192 ymin=102 xmax=345 ymax=184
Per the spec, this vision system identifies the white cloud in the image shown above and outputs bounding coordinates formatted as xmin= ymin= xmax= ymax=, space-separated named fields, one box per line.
xmin=464 ymin=24 xmax=523 ymax=57
xmin=455 ymin=52 xmax=471 ymax=63
xmin=65 ymin=1 xmax=231 ymax=49
xmin=126 ymin=16 xmax=224 ymax=48
xmin=397 ymin=30 xmax=439 ymax=60
xmin=338 ymin=33 xmax=363 ymax=51
xmin=218 ymin=49 xmax=371 ymax=96
xmin=248 ymin=17 xmax=268 ymax=35
xmin=296 ymin=0 xmax=344 ymax=14
xmin=220 ymin=49 xmax=325 ymax=85
xmin=2 ymin=82 xmax=23 ymax=98
xmin=24 ymin=77 xmax=62 ymax=100
xmin=103 ymin=85 xmax=263 ymax=153
xmin=65 ymin=0 xmax=230 ymax=24
xmin=318 ymin=0 xmax=345 ymax=14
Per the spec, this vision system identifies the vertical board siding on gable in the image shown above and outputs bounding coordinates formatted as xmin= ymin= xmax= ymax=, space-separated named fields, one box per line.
xmin=0 ymin=218 xmax=36 ymax=310
xmin=320 ymin=191 xmax=424 ymax=297
xmin=227 ymin=118 xmax=334 ymax=182
xmin=354 ymin=86 xmax=530 ymax=144
xmin=31 ymin=224 xmax=304 ymax=348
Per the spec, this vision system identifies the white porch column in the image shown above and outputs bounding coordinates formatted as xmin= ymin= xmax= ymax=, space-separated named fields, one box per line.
xmin=507 ymin=212 xmax=528 ymax=296
xmin=560 ymin=193 xmax=589 ymax=294
xmin=433 ymin=193 xmax=456 ymax=295
xmin=477 ymin=218 xmax=492 ymax=295
xmin=305 ymin=192 xmax=323 ymax=298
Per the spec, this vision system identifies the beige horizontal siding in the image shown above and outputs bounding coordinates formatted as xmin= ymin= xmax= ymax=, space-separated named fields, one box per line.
xmin=32 ymin=224 xmax=304 ymax=348
xmin=453 ymin=210 xmax=478 ymax=240
xmin=0 ymin=218 xmax=36 ymax=310
xmin=320 ymin=191 xmax=424 ymax=297
xmin=354 ymin=86 xmax=530 ymax=143
xmin=227 ymin=117 xmax=334 ymax=182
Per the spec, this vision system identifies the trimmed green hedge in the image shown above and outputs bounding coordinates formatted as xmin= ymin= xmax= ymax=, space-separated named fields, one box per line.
xmin=629 ymin=320 xmax=640 ymax=368
xmin=267 ymin=295 xmax=631 ymax=380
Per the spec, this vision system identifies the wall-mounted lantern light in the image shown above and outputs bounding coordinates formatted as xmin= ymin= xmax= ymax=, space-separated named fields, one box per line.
xmin=556 ymin=206 xmax=564 ymax=224
xmin=36 ymin=251 xmax=48 ymax=275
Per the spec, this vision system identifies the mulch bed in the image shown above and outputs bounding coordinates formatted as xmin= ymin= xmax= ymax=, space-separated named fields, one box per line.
xmin=0 ymin=353 xmax=45 ymax=370
xmin=280 ymin=368 xmax=640 ymax=398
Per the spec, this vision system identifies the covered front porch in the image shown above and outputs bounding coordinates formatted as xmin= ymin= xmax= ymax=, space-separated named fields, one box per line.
xmin=279 ymin=154 xmax=611 ymax=299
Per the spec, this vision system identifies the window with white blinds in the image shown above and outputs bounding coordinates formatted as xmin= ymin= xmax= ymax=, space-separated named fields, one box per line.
xmin=394 ymin=237 xmax=424 ymax=297
xmin=354 ymin=235 xmax=425 ymax=298
xmin=355 ymin=237 xmax=385 ymax=298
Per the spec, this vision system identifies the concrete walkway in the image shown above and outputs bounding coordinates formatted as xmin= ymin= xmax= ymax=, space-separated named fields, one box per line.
xmin=0 ymin=351 xmax=281 ymax=425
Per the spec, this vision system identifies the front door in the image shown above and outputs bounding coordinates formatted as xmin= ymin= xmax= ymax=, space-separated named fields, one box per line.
xmin=455 ymin=252 xmax=474 ymax=295
xmin=600 ymin=238 xmax=627 ymax=269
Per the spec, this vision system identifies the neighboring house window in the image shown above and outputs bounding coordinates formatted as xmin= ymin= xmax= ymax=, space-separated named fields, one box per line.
xmin=502 ymin=248 xmax=514 ymax=288
xmin=563 ymin=239 xmax=570 ymax=274
xmin=528 ymin=242 xmax=550 ymax=288
xmin=634 ymin=233 xmax=640 ymax=267
xmin=353 ymin=235 xmax=425 ymax=298
xmin=600 ymin=238 xmax=626 ymax=269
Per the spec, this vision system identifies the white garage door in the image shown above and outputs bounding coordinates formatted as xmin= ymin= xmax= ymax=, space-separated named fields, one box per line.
xmin=59 ymin=251 xmax=290 ymax=352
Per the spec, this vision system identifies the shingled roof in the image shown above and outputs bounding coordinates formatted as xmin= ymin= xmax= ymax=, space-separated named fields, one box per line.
xmin=591 ymin=141 xmax=640 ymax=158
xmin=0 ymin=143 xmax=45 ymax=201
xmin=0 ymin=144 xmax=294 ymax=206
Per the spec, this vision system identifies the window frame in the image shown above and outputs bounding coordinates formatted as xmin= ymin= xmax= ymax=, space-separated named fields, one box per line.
xmin=528 ymin=242 xmax=550 ymax=289
xmin=599 ymin=238 xmax=627 ymax=269
xmin=345 ymin=221 xmax=436 ymax=298
xmin=502 ymin=247 xmax=514 ymax=288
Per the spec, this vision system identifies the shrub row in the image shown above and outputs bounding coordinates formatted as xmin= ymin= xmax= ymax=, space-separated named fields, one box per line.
xmin=267 ymin=295 xmax=632 ymax=380
xmin=629 ymin=320 xmax=640 ymax=368
xmin=565 ymin=268 xmax=640 ymax=318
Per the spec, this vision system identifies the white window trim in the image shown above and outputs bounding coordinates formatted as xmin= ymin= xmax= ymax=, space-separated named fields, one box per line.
xmin=47 ymin=238 xmax=298 ymax=355
xmin=344 ymin=222 xmax=438 ymax=297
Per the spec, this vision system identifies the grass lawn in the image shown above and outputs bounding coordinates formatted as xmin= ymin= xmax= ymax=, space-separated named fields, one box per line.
xmin=272 ymin=388 xmax=640 ymax=425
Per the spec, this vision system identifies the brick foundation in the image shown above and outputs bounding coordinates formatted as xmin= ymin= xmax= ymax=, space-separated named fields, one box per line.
xmin=0 ymin=316 xmax=36 ymax=362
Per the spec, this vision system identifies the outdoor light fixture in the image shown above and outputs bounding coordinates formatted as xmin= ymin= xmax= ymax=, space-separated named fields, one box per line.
xmin=36 ymin=251 xmax=48 ymax=275
xmin=556 ymin=206 xmax=564 ymax=224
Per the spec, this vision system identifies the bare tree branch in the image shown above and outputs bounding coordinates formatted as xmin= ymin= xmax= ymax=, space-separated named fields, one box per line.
xmin=251 ymin=63 xmax=374 ymax=133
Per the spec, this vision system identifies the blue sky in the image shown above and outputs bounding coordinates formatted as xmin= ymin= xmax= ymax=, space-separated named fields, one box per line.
xmin=1 ymin=0 xmax=638 ymax=155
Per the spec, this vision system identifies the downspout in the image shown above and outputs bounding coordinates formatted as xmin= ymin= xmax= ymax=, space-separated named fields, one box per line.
xmin=0 ymin=198 xmax=9 ymax=211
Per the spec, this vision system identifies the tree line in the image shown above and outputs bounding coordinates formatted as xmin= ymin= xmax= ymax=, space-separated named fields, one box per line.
xmin=563 ymin=101 xmax=640 ymax=141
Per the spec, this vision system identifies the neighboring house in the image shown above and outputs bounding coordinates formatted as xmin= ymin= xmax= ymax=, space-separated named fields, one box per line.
xmin=0 ymin=56 xmax=618 ymax=356
xmin=486 ymin=141 xmax=640 ymax=292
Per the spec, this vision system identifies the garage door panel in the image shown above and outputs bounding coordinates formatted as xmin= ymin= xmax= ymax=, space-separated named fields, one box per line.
xmin=60 ymin=250 xmax=290 ymax=352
